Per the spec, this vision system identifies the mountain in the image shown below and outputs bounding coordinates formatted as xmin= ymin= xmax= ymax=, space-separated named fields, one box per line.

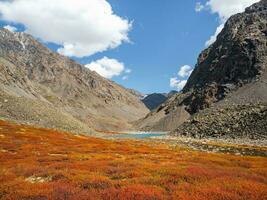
xmin=136 ymin=0 xmax=267 ymax=139
xmin=127 ymin=88 xmax=145 ymax=99
xmin=167 ymin=90 xmax=179 ymax=98
xmin=141 ymin=91 xmax=178 ymax=110
xmin=0 ymin=28 xmax=149 ymax=134
xmin=142 ymin=93 xmax=168 ymax=110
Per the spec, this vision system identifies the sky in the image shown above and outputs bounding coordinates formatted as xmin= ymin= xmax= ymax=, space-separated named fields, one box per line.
xmin=0 ymin=0 xmax=260 ymax=94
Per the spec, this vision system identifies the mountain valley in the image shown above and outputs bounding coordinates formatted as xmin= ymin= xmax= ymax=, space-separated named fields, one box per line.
xmin=0 ymin=1 xmax=266 ymax=200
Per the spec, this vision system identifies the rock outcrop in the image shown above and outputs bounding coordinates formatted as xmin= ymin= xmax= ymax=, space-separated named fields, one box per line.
xmin=0 ymin=28 xmax=149 ymax=133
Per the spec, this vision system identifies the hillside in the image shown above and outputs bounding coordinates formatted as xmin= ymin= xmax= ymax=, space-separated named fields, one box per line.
xmin=0 ymin=28 xmax=149 ymax=133
xmin=136 ymin=0 xmax=267 ymax=138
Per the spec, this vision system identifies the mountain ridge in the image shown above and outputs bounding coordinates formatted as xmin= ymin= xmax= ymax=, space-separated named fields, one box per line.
xmin=0 ymin=28 xmax=149 ymax=133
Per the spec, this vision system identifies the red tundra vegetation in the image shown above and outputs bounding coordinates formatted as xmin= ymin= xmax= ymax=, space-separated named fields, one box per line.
xmin=0 ymin=120 xmax=266 ymax=200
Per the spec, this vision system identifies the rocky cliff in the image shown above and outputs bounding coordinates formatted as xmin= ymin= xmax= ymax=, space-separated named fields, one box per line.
xmin=136 ymin=0 xmax=267 ymax=138
xmin=0 ymin=28 xmax=149 ymax=133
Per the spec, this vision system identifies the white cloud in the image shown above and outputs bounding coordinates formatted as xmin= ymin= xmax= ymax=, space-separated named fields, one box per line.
xmin=3 ymin=25 xmax=17 ymax=32
xmin=85 ymin=57 xmax=128 ymax=79
xmin=199 ymin=0 xmax=260 ymax=46
xmin=195 ymin=2 xmax=205 ymax=12
xmin=205 ymin=23 xmax=224 ymax=47
xmin=206 ymin=0 xmax=260 ymax=22
xmin=170 ymin=78 xmax=187 ymax=91
xmin=170 ymin=65 xmax=193 ymax=91
xmin=178 ymin=65 xmax=193 ymax=78
xmin=0 ymin=0 xmax=131 ymax=57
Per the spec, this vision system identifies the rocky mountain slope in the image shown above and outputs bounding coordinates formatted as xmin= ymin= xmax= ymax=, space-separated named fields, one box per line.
xmin=136 ymin=0 xmax=267 ymax=139
xmin=141 ymin=91 xmax=177 ymax=110
xmin=127 ymin=88 xmax=145 ymax=99
xmin=176 ymin=104 xmax=267 ymax=139
xmin=0 ymin=28 xmax=149 ymax=133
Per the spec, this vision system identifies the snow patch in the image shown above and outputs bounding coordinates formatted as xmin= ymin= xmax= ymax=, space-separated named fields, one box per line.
xmin=19 ymin=40 xmax=26 ymax=50
xmin=14 ymin=32 xmax=27 ymax=50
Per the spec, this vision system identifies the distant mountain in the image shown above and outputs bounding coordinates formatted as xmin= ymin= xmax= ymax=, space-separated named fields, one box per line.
xmin=141 ymin=91 xmax=178 ymax=110
xmin=136 ymin=0 xmax=267 ymax=139
xmin=142 ymin=93 xmax=167 ymax=110
xmin=0 ymin=28 xmax=149 ymax=133
xmin=167 ymin=90 xmax=179 ymax=98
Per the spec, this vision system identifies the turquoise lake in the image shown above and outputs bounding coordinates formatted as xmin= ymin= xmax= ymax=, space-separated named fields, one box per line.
xmin=106 ymin=132 xmax=167 ymax=139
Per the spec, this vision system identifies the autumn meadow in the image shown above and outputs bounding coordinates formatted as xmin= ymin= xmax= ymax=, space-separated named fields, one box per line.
xmin=0 ymin=120 xmax=266 ymax=200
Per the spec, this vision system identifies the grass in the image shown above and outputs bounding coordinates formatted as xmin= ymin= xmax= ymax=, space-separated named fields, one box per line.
xmin=0 ymin=120 xmax=266 ymax=200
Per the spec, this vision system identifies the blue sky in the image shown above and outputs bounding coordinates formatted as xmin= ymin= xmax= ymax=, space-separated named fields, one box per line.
xmin=0 ymin=0 xmax=259 ymax=94
xmin=97 ymin=0 xmax=218 ymax=93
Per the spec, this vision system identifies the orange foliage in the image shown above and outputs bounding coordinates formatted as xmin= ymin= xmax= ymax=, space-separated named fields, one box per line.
xmin=0 ymin=120 xmax=266 ymax=200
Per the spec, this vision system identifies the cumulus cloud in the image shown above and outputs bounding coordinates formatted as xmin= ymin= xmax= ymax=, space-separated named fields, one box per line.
xmin=3 ymin=25 xmax=17 ymax=32
xmin=85 ymin=57 xmax=130 ymax=79
xmin=0 ymin=0 xmax=131 ymax=57
xmin=178 ymin=65 xmax=193 ymax=78
xmin=170 ymin=65 xmax=193 ymax=91
xmin=206 ymin=0 xmax=260 ymax=22
xmin=197 ymin=0 xmax=260 ymax=46
xmin=170 ymin=78 xmax=187 ymax=91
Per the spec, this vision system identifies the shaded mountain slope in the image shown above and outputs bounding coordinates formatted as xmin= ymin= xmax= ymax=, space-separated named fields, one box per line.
xmin=142 ymin=93 xmax=168 ymax=110
xmin=141 ymin=91 xmax=178 ymax=111
xmin=0 ymin=28 xmax=149 ymax=133
xmin=136 ymin=0 xmax=267 ymax=138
